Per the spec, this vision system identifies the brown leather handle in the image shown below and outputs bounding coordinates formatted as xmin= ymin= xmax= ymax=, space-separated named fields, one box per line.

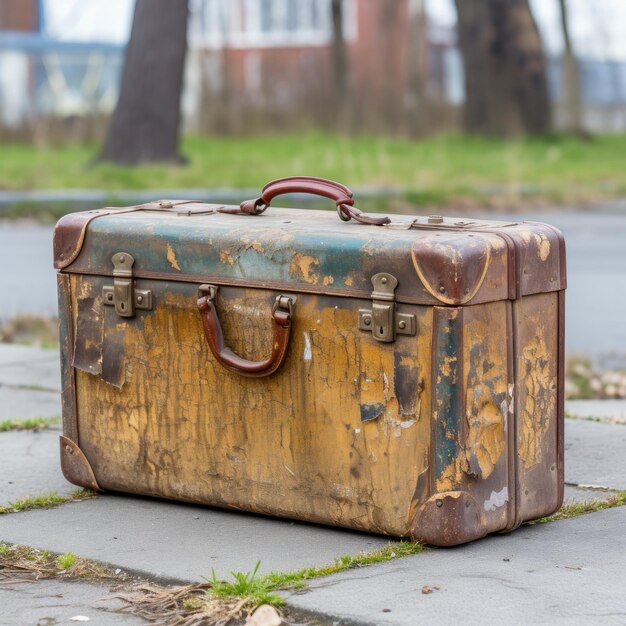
xmin=223 ymin=176 xmax=390 ymax=225
xmin=197 ymin=285 xmax=294 ymax=378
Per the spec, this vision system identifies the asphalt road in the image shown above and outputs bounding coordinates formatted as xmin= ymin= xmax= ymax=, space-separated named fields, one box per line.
xmin=1 ymin=208 xmax=625 ymax=363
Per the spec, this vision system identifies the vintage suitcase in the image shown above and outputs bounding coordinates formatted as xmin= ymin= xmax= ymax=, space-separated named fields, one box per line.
xmin=54 ymin=176 xmax=565 ymax=546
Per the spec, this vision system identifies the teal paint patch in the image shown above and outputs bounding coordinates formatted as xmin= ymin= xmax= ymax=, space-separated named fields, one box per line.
xmin=70 ymin=211 xmax=426 ymax=302
xmin=433 ymin=308 xmax=462 ymax=481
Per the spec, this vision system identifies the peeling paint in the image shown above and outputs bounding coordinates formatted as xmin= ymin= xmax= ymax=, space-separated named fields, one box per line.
xmin=484 ymin=486 xmax=509 ymax=511
xmin=464 ymin=312 xmax=507 ymax=481
xmin=166 ymin=244 xmax=181 ymax=271
xmin=289 ymin=253 xmax=320 ymax=284
xmin=533 ymin=232 xmax=551 ymax=262
xmin=303 ymin=332 xmax=312 ymax=361
xmin=219 ymin=249 xmax=235 ymax=267
xmin=519 ymin=330 xmax=556 ymax=467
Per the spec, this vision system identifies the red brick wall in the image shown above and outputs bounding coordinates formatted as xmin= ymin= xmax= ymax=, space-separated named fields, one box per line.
xmin=0 ymin=0 xmax=38 ymax=31
xmin=196 ymin=0 xmax=414 ymax=132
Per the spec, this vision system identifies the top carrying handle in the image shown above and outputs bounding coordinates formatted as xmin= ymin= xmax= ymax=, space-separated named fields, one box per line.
xmin=220 ymin=176 xmax=390 ymax=225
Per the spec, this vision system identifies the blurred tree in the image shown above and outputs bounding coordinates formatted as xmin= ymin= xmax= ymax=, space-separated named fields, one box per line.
xmin=331 ymin=0 xmax=350 ymax=130
xmin=454 ymin=0 xmax=550 ymax=136
xmin=100 ymin=0 xmax=188 ymax=164
xmin=558 ymin=0 xmax=584 ymax=134
xmin=406 ymin=0 xmax=428 ymax=136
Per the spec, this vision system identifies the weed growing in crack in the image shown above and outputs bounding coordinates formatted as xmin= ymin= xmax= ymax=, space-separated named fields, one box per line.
xmin=207 ymin=561 xmax=285 ymax=607
xmin=0 ymin=489 xmax=97 ymax=514
xmin=57 ymin=551 xmax=78 ymax=569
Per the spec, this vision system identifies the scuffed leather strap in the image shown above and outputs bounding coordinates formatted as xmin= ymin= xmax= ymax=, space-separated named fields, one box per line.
xmin=225 ymin=176 xmax=390 ymax=225
xmin=197 ymin=285 xmax=294 ymax=378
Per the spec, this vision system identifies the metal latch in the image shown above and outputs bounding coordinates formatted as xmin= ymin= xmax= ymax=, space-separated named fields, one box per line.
xmin=358 ymin=273 xmax=416 ymax=342
xmin=103 ymin=252 xmax=152 ymax=318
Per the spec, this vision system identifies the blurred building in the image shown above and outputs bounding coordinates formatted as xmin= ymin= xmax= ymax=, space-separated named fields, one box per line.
xmin=0 ymin=0 xmax=124 ymax=135
xmin=184 ymin=0 xmax=461 ymax=133
xmin=0 ymin=0 xmax=625 ymax=137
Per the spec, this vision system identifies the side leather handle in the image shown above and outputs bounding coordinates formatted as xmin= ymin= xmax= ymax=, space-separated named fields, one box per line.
xmin=223 ymin=176 xmax=390 ymax=225
xmin=197 ymin=285 xmax=294 ymax=378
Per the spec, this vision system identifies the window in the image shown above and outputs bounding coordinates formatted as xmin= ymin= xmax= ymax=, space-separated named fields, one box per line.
xmin=189 ymin=0 xmax=356 ymax=49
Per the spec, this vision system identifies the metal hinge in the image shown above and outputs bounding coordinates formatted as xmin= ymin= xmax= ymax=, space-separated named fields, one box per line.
xmin=103 ymin=252 xmax=152 ymax=318
xmin=358 ymin=273 xmax=416 ymax=342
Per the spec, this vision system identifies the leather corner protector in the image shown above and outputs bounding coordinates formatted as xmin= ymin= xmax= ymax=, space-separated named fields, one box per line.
xmin=54 ymin=212 xmax=98 ymax=269
xmin=412 ymin=234 xmax=491 ymax=305
xmin=54 ymin=207 xmax=131 ymax=270
xmin=411 ymin=491 xmax=486 ymax=546
xmin=59 ymin=436 xmax=102 ymax=492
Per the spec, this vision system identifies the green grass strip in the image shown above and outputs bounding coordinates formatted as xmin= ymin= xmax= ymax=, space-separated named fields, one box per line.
xmin=530 ymin=490 xmax=626 ymax=524
xmin=2 ymin=133 xmax=626 ymax=209
xmin=0 ymin=416 xmax=60 ymax=432
xmin=0 ymin=489 xmax=97 ymax=514
xmin=206 ymin=541 xmax=423 ymax=607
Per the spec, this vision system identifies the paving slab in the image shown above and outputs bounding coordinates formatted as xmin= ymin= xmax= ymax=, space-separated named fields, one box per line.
xmin=287 ymin=507 xmax=626 ymax=626
xmin=0 ymin=386 xmax=61 ymax=420
xmin=0 ymin=224 xmax=57 ymax=319
xmin=0 ymin=343 xmax=60 ymax=393
xmin=0 ymin=426 xmax=74 ymax=506
xmin=0 ymin=578 xmax=147 ymax=625
xmin=565 ymin=419 xmax=626 ymax=490
xmin=566 ymin=399 xmax=626 ymax=423
xmin=0 ymin=342 xmax=58 ymax=363
xmin=0 ymin=494 xmax=391 ymax=582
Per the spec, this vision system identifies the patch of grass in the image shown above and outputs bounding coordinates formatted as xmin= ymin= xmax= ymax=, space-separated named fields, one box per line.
xmin=0 ymin=416 xmax=60 ymax=432
xmin=2 ymin=133 xmax=626 ymax=211
xmin=57 ymin=551 xmax=78 ymax=569
xmin=0 ymin=542 xmax=118 ymax=579
xmin=265 ymin=540 xmax=424 ymax=592
xmin=0 ymin=489 xmax=97 ymax=514
xmin=208 ymin=561 xmax=285 ymax=608
xmin=206 ymin=541 xmax=423 ymax=608
xmin=530 ymin=490 xmax=626 ymax=524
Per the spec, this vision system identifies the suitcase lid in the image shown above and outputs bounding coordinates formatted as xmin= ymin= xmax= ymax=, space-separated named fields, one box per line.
xmin=54 ymin=201 xmax=565 ymax=306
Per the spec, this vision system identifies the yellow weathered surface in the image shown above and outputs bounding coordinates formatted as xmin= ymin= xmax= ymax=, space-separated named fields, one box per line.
xmin=71 ymin=276 xmax=432 ymax=537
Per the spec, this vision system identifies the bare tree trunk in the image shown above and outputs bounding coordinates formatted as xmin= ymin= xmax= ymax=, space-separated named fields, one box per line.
xmin=454 ymin=0 xmax=550 ymax=136
xmin=100 ymin=0 xmax=188 ymax=165
xmin=558 ymin=0 xmax=584 ymax=134
xmin=406 ymin=0 xmax=428 ymax=136
xmin=331 ymin=0 xmax=350 ymax=130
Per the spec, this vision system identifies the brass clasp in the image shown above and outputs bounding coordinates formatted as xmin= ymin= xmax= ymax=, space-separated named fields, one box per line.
xmin=359 ymin=272 xmax=416 ymax=342
xmin=103 ymin=252 xmax=152 ymax=318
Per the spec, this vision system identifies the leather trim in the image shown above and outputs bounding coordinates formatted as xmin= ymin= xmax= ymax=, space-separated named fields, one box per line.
xmin=60 ymin=436 xmax=102 ymax=491
xmin=411 ymin=233 xmax=492 ymax=305
xmin=54 ymin=201 xmax=200 ymax=269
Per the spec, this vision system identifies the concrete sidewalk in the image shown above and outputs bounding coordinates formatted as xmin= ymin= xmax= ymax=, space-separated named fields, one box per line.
xmin=1 ymin=343 xmax=625 ymax=625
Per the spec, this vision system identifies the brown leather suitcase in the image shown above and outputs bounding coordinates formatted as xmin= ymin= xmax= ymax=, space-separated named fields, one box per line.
xmin=54 ymin=176 xmax=565 ymax=546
